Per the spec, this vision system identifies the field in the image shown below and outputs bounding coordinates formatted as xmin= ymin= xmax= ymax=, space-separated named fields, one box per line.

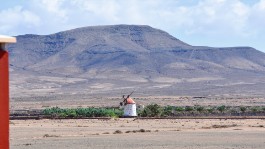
xmin=10 ymin=95 xmax=265 ymax=149
xmin=10 ymin=118 xmax=265 ymax=149
xmin=10 ymin=95 xmax=265 ymax=110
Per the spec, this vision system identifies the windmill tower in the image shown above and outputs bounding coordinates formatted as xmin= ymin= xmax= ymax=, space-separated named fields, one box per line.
xmin=120 ymin=92 xmax=137 ymax=117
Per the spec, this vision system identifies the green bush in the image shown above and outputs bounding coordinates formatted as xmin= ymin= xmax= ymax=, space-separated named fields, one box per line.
xmin=139 ymin=104 xmax=163 ymax=117
xmin=58 ymin=113 xmax=67 ymax=118
xmin=162 ymin=106 xmax=175 ymax=116
xmin=114 ymin=109 xmax=123 ymax=117
xmin=195 ymin=106 xmax=204 ymax=113
xmin=185 ymin=106 xmax=193 ymax=112
xmin=251 ymin=107 xmax=258 ymax=113
xmin=42 ymin=107 xmax=123 ymax=118
xmin=175 ymin=107 xmax=184 ymax=112
xmin=65 ymin=109 xmax=77 ymax=118
xmin=217 ymin=105 xmax=226 ymax=113
xmin=240 ymin=106 xmax=247 ymax=113
xmin=206 ymin=107 xmax=214 ymax=113
xmin=42 ymin=105 xmax=265 ymax=118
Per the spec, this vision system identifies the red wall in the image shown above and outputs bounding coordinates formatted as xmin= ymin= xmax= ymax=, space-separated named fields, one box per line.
xmin=0 ymin=50 xmax=9 ymax=149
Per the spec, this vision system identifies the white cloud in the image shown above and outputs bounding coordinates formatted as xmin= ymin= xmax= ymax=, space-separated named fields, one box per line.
xmin=0 ymin=6 xmax=40 ymax=35
xmin=256 ymin=0 xmax=265 ymax=9
xmin=76 ymin=0 xmax=120 ymax=22
xmin=0 ymin=0 xmax=265 ymax=51
xmin=155 ymin=0 xmax=252 ymax=36
xmin=37 ymin=0 xmax=68 ymax=21
xmin=251 ymin=0 xmax=265 ymax=31
xmin=1 ymin=0 xmax=263 ymax=36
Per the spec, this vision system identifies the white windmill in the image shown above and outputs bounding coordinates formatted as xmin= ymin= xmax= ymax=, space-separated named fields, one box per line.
xmin=120 ymin=92 xmax=137 ymax=117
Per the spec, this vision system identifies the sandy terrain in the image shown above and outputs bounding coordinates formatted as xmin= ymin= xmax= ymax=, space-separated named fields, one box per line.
xmin=10 ymin=95 xmax=265 ymax=111
xmin=10 ymin=119 xmax=265 ymax=149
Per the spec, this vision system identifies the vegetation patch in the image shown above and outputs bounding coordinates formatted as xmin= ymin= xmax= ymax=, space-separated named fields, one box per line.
xmin=113 ymin=130 xmax=123 ymax=134
xmin=251 ymin=125 xmax=264 ymax=128
xmin=40 ymin=105 xmax=265 ymax=119
xmin=138 ymin=105 xmax=265 ymax=117
xmin=125 ymin=129 xmax=151 ymax=133
xmin=212 ymin=124 xmax=237 ymax=128
xmin=202 ymin=124 xmax=238 ymax=129
xmin=42 ymin=107 xmax=123 ymax=118
xmin=43 ymin=134 xmax=60 ymax=138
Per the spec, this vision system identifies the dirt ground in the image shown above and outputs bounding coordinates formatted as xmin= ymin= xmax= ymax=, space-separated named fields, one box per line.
xmin=10 ymin=96 xmax=265 ymax=111
xmin=10 ymin=119 xmax=265 ymax=149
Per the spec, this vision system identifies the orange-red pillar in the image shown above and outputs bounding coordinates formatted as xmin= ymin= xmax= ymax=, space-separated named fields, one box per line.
xmin=0 ymin=50 xmax=9 ymax=149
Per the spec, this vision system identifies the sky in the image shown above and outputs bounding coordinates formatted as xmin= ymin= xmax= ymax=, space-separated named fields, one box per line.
xmin=1 ymin=0 xmax=265 ymax=52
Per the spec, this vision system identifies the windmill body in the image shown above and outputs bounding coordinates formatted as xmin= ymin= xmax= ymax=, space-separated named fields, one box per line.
xmin=120 ymin=93 xmax=137 ymax=117
xmin=123 ymin=97 xmax=137 ymax=117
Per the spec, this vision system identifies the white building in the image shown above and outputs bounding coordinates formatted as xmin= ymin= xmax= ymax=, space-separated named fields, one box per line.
xmin=123 ymin=97 xmax=137 ymax=117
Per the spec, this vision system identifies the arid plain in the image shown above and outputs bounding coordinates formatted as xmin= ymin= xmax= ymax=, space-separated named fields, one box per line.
xmin=10 ymin=118 xmax=265 ymax=149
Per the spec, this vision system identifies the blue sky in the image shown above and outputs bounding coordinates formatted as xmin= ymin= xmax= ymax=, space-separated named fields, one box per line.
xmin=1 ymin=0 xmax=265 ymax=52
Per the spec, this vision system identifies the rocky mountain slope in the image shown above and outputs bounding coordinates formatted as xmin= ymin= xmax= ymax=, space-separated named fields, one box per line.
xmin=8 ymin=25 xmax=265 ymax=98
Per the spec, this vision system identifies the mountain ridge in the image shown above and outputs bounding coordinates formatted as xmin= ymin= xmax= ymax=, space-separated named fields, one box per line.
xmin=7 ymin=25 xmax=265 ymax=97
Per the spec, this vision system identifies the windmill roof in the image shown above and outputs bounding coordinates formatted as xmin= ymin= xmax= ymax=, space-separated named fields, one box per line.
xmin=127 ymin=98 xmax=135 ymax=104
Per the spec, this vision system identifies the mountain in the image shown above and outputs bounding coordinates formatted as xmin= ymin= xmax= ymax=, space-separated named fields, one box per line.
xmin=7 ymin=25 xmax=265 ymax=98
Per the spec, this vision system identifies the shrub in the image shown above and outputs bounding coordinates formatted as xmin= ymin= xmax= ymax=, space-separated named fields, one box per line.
xmin=113 ymin=130 xmax=122 ymax=134
xmin=251 ymin=107 xmax=258 ymax=113
xmin=206 ymin=107 xmax=214 ymax=113
xmin=114 ymin=109 xmax=123 ymax=117
xmin=42 ymin=107 xmax=62 ymax=115
xmin=175 ymin=107 xmax=184 ymax=112
xmin=240 ymin=106 xmax=247 ymax=113
xmin=195 ymin=106 xmax=204 ymax=113
xmin=139 ymin=104 xmax=163 ymax=117
xmin=42 ymin=105 xmax=265 ymax=118
xmin=185 ymin=106 xmax=193 ymax=112
xmin=42 ymin=107 xmax=123 ymax=118
xmin=162 ymin=106 xmax=174 ymax=116
xmin=217 ymin=105 xmax=226 ymax=113
xmin=58 ymin=113 xmax=67 ymax=118
xmin=65 ymin=109 xmax=77 ymax=118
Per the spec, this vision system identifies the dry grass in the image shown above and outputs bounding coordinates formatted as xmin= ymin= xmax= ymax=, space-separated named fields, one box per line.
xmin=251 ymin=125 xmax=264 ymax=128
xmin=202 ymin=124 xmax=238 ymax=129
xmin=212 ymin=124 xmax=237 ymax=128
xmin=92 ymin=133 xmax=100 ymax=135
xmin=43 ymin=134 xmax=60 ymax=138
xmin=9 ymin=121 xmax=15 ymax=125
xmin=125 ymin=129 xmax=151 ymax=133
xmin=113 ymin=130 xmax=123 ymax=134
xmin=23 ymin=143 xmax=32 ymax=146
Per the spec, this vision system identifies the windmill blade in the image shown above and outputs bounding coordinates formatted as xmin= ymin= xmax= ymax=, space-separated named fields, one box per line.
xmin=128 ymin=91 xmax=134 ymax=97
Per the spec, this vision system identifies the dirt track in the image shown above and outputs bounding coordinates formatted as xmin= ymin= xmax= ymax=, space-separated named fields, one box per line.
xmin=10 ymin=119 xmax=265 ymax=149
